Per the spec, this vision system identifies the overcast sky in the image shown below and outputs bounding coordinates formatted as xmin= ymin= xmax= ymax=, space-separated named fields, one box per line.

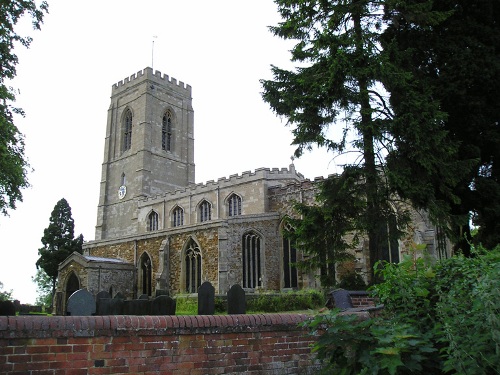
xmin=0 ymin=0 xmax=346 ymax=304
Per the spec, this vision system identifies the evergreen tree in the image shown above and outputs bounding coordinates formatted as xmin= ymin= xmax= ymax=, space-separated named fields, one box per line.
xmin=384 ymin=0 xmax=500 ymax=254
xmin=36 ymin=198 xmax=83 ymax=298
xmin=0 ymin=0 xmax=48 ymax=215
xmin=285 ymin=168 xmax=365 ymax=286
xmin=261 ymin=1 xmax=409 ymax=279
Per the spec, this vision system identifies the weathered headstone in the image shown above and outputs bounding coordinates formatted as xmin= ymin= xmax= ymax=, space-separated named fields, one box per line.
xmin=114 ymin=292 xmax=125 ymax=300
xmin=98 ymin=298 xmax=124 ymax=315
xmin=138 ymin=294 xmax=149 ymax=300
xmin=96 ymin=291 xmax=111 ymax=315
xmin=329 ymin=289 xmax=353 ymax=310
xmin=227 ymin=284 xmax=246 ymax=314
xmin=151 ymin=295 xmax=176 ymax=315
xmin=155 ymin=289 xmax=169 ymax=297
xmin=198 ymin=281 xmax=215 ymax=315
xmin=123 ymin=299 xmax=151 ymax=315
xmin=66 ymin=289 xmax=96 ymax=316
xmin=0 ymin=300 xmax=16 ymax=316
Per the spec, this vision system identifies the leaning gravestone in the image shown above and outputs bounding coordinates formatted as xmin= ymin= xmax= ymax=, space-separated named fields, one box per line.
xmin=227 ymin=284 xmax=246 ymax=314
xmin=329 ymin=288 xmax=353 ymax=310
xmin=151 ymin=295 xmax=176 ymax=315
xmin=198 ymin=281 xmax=215 ymax=315
xmin=66 ymin=289 xmax=96 ymax=316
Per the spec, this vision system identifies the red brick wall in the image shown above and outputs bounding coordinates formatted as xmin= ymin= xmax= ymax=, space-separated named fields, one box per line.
xmin=0 ymin=314 xmax=319 ymax=374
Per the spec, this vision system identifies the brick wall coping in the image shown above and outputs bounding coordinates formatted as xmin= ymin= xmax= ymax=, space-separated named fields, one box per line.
xmin=0 ymin=314 xmax=312 ymax=339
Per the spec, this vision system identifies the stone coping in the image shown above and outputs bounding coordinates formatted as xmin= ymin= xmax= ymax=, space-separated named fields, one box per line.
xmin=0 ymin=314 xmax=312 ymax=339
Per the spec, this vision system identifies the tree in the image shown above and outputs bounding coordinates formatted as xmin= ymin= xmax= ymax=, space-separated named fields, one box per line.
xmin=36 ymin=198 xmax=83 ymax=298
xmin=285 ymin=168 xmax=365 ymax=287
xmin=384 ymin=0 xmax=500 ymax=254
xmin=261 ymin=1 xmax=419 ymax=279
xmin=0 ymin=281 xmax=13 ymax=301
xmin=0 ymin=0 xmax=48 ymax=215
xmin=32 ymin=268 xmax=52 ymax=309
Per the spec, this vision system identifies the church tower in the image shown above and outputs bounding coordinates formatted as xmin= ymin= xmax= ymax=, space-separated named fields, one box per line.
xmin=95 ymin=68 xmax=195 ymax=240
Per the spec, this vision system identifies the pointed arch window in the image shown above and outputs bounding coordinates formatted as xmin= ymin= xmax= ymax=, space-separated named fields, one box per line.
xmin=65 ymin=272 xmax=80 ymax=305
xmin=148 ymin=211 xmax=159 ymax=231
xmin=199 ymin=200 xmax=211 ymax=222
xmin=282 ymin=222 xmax=298 ymax=289
xmin=123 ymin=109 xmax=132 ymax=151
xmin=172 ymin=206 xmax=184 ymax=227
xmin=162 ymin=110 xmax=172 ymax=151
xmin=242 ymin=231 xmax=262 ymax=289
xmin=228 ymin=193 xmax=242 ymax=217
xmin=184 ymin=239 xmax=202 ymax=293
xmin=139 ymin=253 xmax=152 ymax=296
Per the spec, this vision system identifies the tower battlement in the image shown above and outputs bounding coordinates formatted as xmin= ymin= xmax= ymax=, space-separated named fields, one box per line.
xmin=111 ymin=67 xmax=192 ymax=96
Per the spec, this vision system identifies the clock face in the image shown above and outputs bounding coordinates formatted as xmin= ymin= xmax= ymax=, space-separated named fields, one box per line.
xmin=118 ymin=185 xmax=127 ymax=199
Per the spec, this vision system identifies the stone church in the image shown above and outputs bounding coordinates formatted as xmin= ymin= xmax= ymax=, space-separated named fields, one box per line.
xmin=54 ymin=67 xmax=446 ymax=314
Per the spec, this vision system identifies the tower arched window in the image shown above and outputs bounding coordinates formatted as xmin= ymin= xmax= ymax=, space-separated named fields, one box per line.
xmin=162 ymin=110 xmax=172 ymax=151
xmin=123 ymin=109 xmax=132 ymax=151
xmin=199 ymin=200 xmax=211 ymax=222
xmin=242 ymin=231 xmax=262 ymax=289
xmin=172 ymin=206 xmax=184 ymax=227
xmin=228 ymin=193 xmax=242 ymax=217
xmin=184 ymin=239 xmax=202 ymax=293
xmin=148 ymin=211 xmax=159 ymax=231
xmin=282 ymin=222 xmax=298 ymax=289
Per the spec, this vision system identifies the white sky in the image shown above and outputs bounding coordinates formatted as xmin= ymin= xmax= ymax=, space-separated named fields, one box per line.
xmin=0 ymin=0 xmax=346 ymax=304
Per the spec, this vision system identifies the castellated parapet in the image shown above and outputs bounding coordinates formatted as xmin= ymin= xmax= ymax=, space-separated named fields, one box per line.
xmin=139 ymin=165 xmax=305 ymax=205
xmin=111 ymin=67 xmax=192 ymax=97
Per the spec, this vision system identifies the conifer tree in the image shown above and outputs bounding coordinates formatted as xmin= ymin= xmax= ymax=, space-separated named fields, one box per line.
xmin=36 ymin=198 xmax=83 ymax=298
xmin=261 ymin=1 xmax=408 ymax=279
xmin=384 ymin=0 xmax=500 ymax=254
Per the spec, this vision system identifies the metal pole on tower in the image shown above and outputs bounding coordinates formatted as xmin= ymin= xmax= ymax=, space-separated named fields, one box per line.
xmin=152 ymin=36 xmax=157 ymax=70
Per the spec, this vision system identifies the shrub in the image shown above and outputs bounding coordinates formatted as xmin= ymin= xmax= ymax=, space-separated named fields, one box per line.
xmin=305 ymin=245 xmax=500 ymax=374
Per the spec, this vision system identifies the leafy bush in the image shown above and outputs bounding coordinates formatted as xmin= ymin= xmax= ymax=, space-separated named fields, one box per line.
xmin=305 ymin=245 xmax=500 ymax=374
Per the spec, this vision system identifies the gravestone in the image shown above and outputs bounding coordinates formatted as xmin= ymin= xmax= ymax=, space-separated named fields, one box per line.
xmin=227 ymin=284 xmax=246 ymax=314
xmin=0 ymin=300 xmax=16 ymax=316
xmin=151 ymin=295 xmax=176 ymax=315
xmin=123 ymin=299 xmax=150 ymax=315
xmin=155 ymin=289 xmax=169 ymax=297
xmin=66 ymin=289 xmax=96 ymax=316
xmin=198 ymin=281 xmax=215 ymax=315
xmin=328 ymin=289 xmax=353 ymax=310
xmin=98 ymin=298 xmax=124 ymax=315
xmin=96 ymin=291 xmax=111 ymax=314
xmin=114 ymin=292 xmax=125 ymax=300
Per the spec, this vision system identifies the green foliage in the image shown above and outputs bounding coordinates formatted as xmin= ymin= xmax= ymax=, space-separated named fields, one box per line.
xmin=306 ymin=311 xmax=439 ymax=375
xmin=174 ymin=295 xmax=198 ymax=315
xmin=286 ymin=170 xmax=365 ymax=286
xmin=247 ymin=289 xmax=323 ymax=313
xmin=434 ymin=249 xmax=500 ymax=374
xmin=0 ymin=281 xmax=13 ymax=301
xmin=0 ymin=0 xmax=48 ymax=215
xmin=36 ymin=198 xmax=84 ymax=297
xmin=384 ymin=0 xmax=500 ymax=253
xmin=32 ymin=268 xmax=52 ymax=309
xmin=306 ymin=246 xmax=500 ymax=374
xmin=338 ymin=271 xmax=367 ymax=291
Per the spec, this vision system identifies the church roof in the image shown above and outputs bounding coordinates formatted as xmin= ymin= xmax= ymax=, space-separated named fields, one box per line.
xmin=83 ymin=255 xmax=129 ymax=264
